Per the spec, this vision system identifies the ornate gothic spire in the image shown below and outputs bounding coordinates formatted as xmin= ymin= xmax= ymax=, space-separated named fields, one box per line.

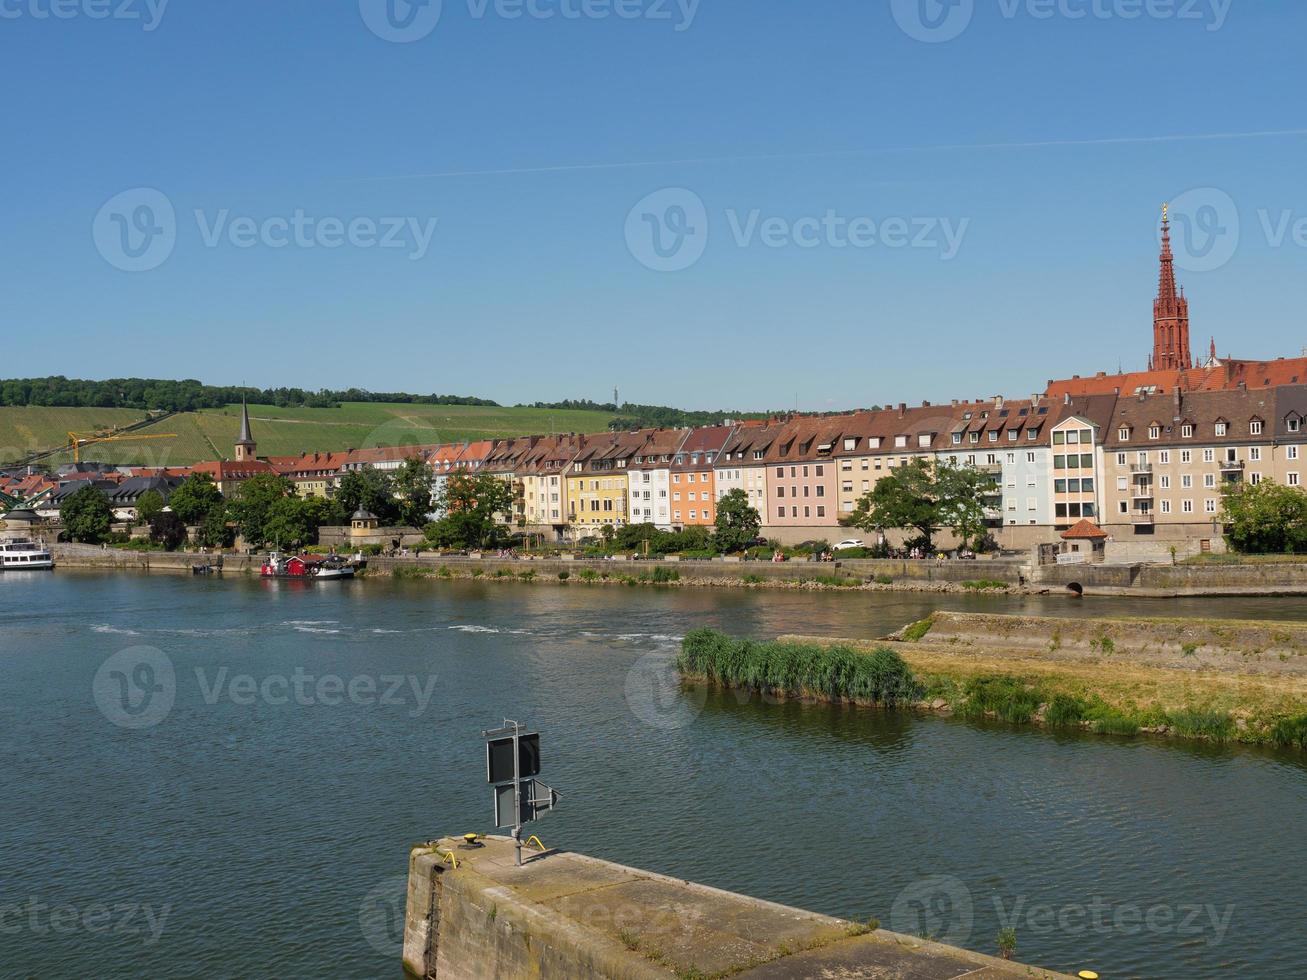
xmin=1153 ymin=203 xmax=1192 ymax=372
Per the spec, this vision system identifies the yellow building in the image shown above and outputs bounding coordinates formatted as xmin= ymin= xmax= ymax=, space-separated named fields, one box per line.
xmin=565 ymin=432 xmax=640 ymax=540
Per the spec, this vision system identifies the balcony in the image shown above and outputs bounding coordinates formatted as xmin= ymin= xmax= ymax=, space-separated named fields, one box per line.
xmin=1129 ymin=462 xmax=1153 ymax=474
xmin=977 ymin=462 xmax=1002 ymax=475
xmin=1131 ymin=512 xmax=1155 ymax=525
xmin=1131 ymin=487 xmax=1154 ymax=500
xmin=1219 ymin=459 xmax=1244 ymax=472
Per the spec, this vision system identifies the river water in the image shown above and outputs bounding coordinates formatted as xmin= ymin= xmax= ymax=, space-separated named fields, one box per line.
xmin=3 ymin=572 xmax=1306 ymax=979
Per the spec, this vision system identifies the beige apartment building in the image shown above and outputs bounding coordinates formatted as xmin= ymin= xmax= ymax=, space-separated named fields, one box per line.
xmin=1099 ymin=385 xmax=1307 ymax=550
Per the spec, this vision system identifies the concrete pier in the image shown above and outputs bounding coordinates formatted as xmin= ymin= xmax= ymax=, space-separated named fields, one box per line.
xmin=404 ymin=835 xmax=1076 ymax=979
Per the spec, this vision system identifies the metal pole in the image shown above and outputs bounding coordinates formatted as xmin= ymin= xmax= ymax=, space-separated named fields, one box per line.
xmin=512 ymin=720 xmax=523 ymax=867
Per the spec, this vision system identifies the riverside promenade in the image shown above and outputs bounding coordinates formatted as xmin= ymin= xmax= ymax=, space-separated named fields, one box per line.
xmin=404 ymin=836 xmax=1078 ymax=979
xmin=43 ymin=543 xmax=1307 ymax=597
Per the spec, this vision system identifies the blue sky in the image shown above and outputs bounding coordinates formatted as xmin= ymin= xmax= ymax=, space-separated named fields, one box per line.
xmin=3 ymin=0 xmax=1304 ymax=411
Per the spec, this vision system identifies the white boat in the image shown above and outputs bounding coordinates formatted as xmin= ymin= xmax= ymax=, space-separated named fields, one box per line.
xmin=0 ymin=538 xmax=55 ymax=571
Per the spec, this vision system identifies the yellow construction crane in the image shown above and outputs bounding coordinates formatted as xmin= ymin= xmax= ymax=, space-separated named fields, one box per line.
xmin=67 ymin=431 xmax=177 ymax=464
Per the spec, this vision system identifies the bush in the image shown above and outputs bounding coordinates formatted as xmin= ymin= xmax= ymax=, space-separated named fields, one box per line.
xmin=1044 ymin=694 xmax=1089 ymax=727
xmin=832 ymin=547 xmax=875 ymax=559
xmin=811 ymin=575 xmax=859 ymax=588
xmin=1272 ymin=713 xmax=1307 ymax=749
xmin=678 ymin=549 xmax=717 ymax=560
xmin=1166 ymin=708 xmax=1233 ymax=741
xmin=962 ymin=675 xmax=1043 ymax=724
xmin=742 ymin=574 xmax=765 ymax=584
xmin=874 ymin=574 xmax=894 ymax=585
xmin=577 ymin=569 xmax=598 ymax=582
xmin=557 ymin=570 xmax=570 ymax=581
xmin=641 ymin=567 xmax=680 ymax=584
xmin=677 ymin=629 xmax=923 ymax=707
xmin=901 ymin=617 xmax=934 ymax=642
xmin=961 ymin=579 xmax=1007 ymax=592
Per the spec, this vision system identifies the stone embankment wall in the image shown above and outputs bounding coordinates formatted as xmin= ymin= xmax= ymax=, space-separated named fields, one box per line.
xmin=403 ymin=836 xmax=1074 ymax=980
xmin=368 ymin=554 xmax=1025 ymax=585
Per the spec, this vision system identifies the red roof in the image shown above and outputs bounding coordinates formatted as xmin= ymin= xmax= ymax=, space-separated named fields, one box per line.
xmin=1061 ymin=519 xmax=1108 ymax=540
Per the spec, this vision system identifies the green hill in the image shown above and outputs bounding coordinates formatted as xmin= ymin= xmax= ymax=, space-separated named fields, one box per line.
xmin=0 ymin=402 xmax=616 ymax=467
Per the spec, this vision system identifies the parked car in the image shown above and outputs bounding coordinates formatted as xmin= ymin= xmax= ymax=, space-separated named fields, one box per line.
xmin=833 ymin=539 xmax=864 ymax=550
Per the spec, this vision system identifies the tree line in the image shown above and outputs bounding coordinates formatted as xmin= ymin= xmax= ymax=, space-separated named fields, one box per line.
xmin=0 ymin=377 xmax=498 ymax=412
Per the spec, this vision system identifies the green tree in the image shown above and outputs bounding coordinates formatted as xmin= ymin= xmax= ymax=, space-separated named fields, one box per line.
xmin=392 ymin=456 xmax=434 ymax=529
xmin=262 ymin=496 xmax=316 ymax=549
xmin=168 ymin=473 xmax=224 ymax=525
xmin=423 ymin=470 xmax=513 ymax=549
xmin=846 ymin=459 xmax=992 ymax=553
xmin=148 ymin=510 xmax=187 ymax=550
xmin=1221 ymin=479 xmax=1307 ymax=553
xmin=713 ymin=488 xmax=761 ymax=553
xmin=135 ymin=489 xmax=165 ymax=526
xmin=336 ymin=468 xmax=398 ymax=524
xmin=847 ymin=459 xmax=939 ymax=552
xmin=935 ymin=462 xmax=994 ymax=551
xmin=227 ymin=473 xmax=295 ymax=549
xmin=61 ymin=485 xmax=113 ymax=543
xmin=197 ymin=507 xmax=232 ymax=549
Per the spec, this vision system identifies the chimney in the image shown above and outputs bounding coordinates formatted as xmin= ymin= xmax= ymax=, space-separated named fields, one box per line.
xmin=1063 ymin=392 xmax=1071 ymax=405
xmin=951 ymin=399 xmax=958 ymax=407
xmin=994 ymin=395 xmax=1004 ymax=408
xmin=922 ymin=400 xmax=931 ymax=407
xmin=898 ymin=403 xmax=906 ymax=415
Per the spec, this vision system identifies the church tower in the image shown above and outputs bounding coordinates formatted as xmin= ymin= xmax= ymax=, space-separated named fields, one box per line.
xmin=1151 ymin=203 xmax=1192 ymax=372
xmin=234 ymin=397 xmax=257 ymax=462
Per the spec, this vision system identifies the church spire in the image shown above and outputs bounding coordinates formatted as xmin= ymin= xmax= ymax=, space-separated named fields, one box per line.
xmin=1153 ymin=203 xmax=1192 ymax=372
xmin=234 ymin=395 xmax=257 ymax=462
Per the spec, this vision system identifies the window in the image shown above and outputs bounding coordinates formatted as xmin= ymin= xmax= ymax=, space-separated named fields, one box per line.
xmin=1289 ymin=473 xmax=1300 ymax=487
xmin=1148 ymin=425 xmax=1160 ymax=440
xmin=1119 ymin=501 xmax=1128 ymax=514
xmin=1027 ymin=452 xmax=1035 ymax=463
xmin=1119 ymin=427 xmax=1131 ymax=441
xmin=1203 ymin=449 xmax=1214 ymax=463
xmin=1250 ymin=447 xmax=1261 ymax=462
xmin=1182 ymin=499 xmax=1193 ymax=514
xmin=1181 ymin=449 xmax=1192 ymax=464
xmin=1181 ymin=424 xmax=1194 ymax=438
xmin=1288 ymin=417 xmax=1302 ymax=434
xmin=1204 ymin=474 xmax=1216 ymax=489
xmin=1160 ymin=475 xmax=1170 ymax=490
xmin=1215 ymin=422 xmax=1228 ymax=437
xmin=895 ymin=436 xmax=908 ymax=448
xmin=1027 ymin=497 xmax=1037 ymax=511
xmin=1205 ymin=499 xmax=1217 ymax=514
xmin=1160 ymin=500 xmax=1171 ymax=514
xmin=1251 ymin=473 xmax=1262 ymax=485
xmin=1182 ymin=475 xmax=1192 ymax=489
xmin=1159 ymin=450 xmax=1169 ymax=464
xmin=1116 ymin=453 xmax=1126 ymax=465
xmin=816 ymin=506 xmax=825 ymax=518
xmin=1289 ymin=446 xmax=1300 ymax=461
xmin=1053 ymin=431 xmax=1065 ymax=445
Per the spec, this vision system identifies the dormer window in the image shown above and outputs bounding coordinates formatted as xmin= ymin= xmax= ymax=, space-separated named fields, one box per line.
xmin=1148 ymin=425 xmax=1160 ymax=440
xmin=968 ymin=432 xmax=979 ymax=444
xmin=867 ymin=437 xmax=881 ymax=449
xmin=951 ymin=433 xmax=962 ymax=445
xmin=752 ymin=450 xmax=764 ymax=460
xmin=1289 ymin=417 xmax=1302 ymax=434
xmin=895 ymin=435 xmax=908 ymax=448
xmin=1181 ymin=424 xmax=1194 ymax=438
xmin=1118 ymin=427 xmax=1131 ymax=441
xmin=843 ymin=438 xmax=856 ymax=451
xmin=1250 ymin=420 xmax=1263 ymax=436
xmin=1008 ymin=430 xmax=1018 ymax=441
xmin=987 ymin=431 xmax=998 ymax=442
xmin=1214 ymin=422 xmax=1228 ymax=437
